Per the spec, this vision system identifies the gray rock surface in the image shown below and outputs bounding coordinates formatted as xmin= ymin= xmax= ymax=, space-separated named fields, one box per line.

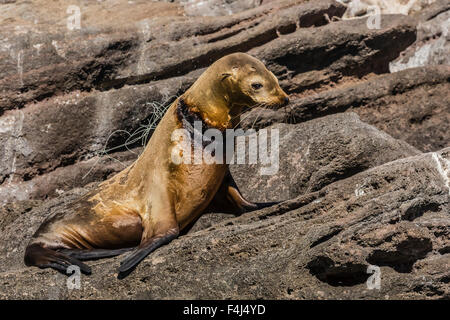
xmin=390 ymin=0 xmax=450 ymax=72
xmin=231 ymin=113 xmax=420 ymax=202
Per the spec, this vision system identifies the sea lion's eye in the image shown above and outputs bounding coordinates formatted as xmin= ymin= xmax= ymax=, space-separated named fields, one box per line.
xmin=251 ymin=83 xmax=263 ymax=90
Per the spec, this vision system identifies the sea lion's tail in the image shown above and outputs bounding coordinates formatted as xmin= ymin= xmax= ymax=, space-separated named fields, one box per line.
xmin=24 ymin=243 xmax=91 ymax=275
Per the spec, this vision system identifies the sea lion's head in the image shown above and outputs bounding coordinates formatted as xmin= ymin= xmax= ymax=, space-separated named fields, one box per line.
xmin=218 ymin=52 xmax=289 ymax=109
xmin=183 ymin=52 xmax=289 ymax=129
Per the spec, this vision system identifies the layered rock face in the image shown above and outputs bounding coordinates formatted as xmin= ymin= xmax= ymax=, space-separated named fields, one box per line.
xmin=0 ymin=0 xmax=448 ymax=299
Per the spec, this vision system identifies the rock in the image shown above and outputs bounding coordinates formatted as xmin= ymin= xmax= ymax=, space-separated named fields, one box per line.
xmin=179 ymin=0 xmax=264 ymax=16
xmin=250 ymin=14 xmax=417 ymax=93
xmin=0 ymin=146 xmax=448 ymax=299
xmin=241 ymin=66 xmax=450 ymax=153
xmin=389 ymin=4 xmax=450 ymax=72
xmin=338 ymin=0 xmax=438 ymax=18
xmin=230 ymin=112 xmax=420 ymax=202
xmin=0 ymin=149 xmax=138 ymax=203
xmin=390 ymin=0 xmax=450 ymax=72
xmin=0 ymin=72 xmax=198 ymax=186
xmin=0 ymin=0 xmax=183 ymax=31
xmin=0 ymin=0 xmax=345 ymax=114
xmin=335 ymin=0 xmax=449 ymax=73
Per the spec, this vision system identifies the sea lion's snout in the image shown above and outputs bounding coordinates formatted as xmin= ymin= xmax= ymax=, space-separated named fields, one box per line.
xmin=267 ymin=88 xmax=289 ymax=109
xmin=264 ymin=91 xmax=289 ymax=110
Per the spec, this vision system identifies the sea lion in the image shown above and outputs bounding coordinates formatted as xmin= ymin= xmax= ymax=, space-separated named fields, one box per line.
xmin=24 ymin=52 xmax=289 ymax=278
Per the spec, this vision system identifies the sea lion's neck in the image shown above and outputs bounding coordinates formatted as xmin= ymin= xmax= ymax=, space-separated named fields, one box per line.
xmin=182 ymin=77 xmax=232 ymax=130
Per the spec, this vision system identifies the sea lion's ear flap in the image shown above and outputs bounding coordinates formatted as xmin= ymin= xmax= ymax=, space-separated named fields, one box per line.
xmin=221 ymin=73 xmax=232 ymax=81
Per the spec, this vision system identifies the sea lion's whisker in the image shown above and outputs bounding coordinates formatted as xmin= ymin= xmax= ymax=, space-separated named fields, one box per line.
xmin=283 ymin=105 xmax=289 ymax=123
xmin=230 ymin=108 xmax=251 ymax=122
xmin=288 ymin=104 xmax=295 ymax=124
xmin=250 ymin=106 xmax=265 ymax=130
xmin=233 ymin=112 xmax=252 ymax=129
xmin=233 ymin=106 xmax=262 ymax=129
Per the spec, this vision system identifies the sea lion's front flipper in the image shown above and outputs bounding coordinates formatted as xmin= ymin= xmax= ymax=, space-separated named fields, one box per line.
xmin=117 ymin=194 xmax=179 ymax=279
xmin=117 ymin=227 xmax=179 ymax=279
xmin=206 ymin=170 xmax=280 ymax=214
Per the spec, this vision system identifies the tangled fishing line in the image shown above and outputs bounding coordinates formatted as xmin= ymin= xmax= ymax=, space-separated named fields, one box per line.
xmin=82 ymin=96 xmax=176 ymax=179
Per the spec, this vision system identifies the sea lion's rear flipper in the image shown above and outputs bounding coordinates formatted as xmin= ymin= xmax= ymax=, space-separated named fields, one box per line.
xmin=24 ymin=243 xmax=91 ymax=275
xmin=117 ymin=228 xmax=179 ymax=279
xmin=206 ymin=170 xmax=280 ymax=214
xmin=59 ymin=248 xmax=135 ymax=261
